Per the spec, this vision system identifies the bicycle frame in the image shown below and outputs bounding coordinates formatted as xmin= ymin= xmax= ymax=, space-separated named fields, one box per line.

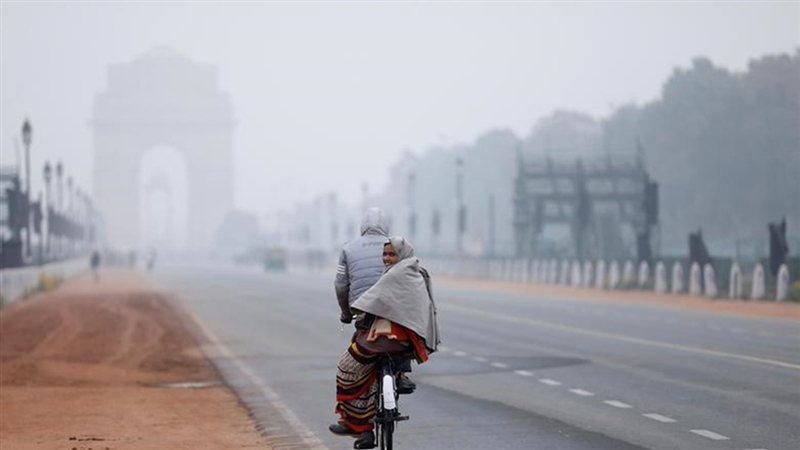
xmin=373 ymin=354 xmax=409 ymax=450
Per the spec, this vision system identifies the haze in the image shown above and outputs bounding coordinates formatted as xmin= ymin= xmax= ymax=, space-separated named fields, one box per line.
xmin=1 ymin=1 xmax=798 ymax=250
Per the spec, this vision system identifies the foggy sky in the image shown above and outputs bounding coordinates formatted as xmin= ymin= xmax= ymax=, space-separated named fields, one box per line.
xmin=1 ymin=1 xmax=798 ymax=216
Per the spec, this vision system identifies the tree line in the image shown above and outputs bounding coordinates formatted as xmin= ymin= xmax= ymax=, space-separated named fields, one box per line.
xmin=380 ymin=50 xmax=800 ymax=258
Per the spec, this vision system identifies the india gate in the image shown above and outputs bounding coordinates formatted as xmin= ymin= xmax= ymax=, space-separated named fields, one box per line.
xmin=90 ymin=47 xmax=234 ymax=249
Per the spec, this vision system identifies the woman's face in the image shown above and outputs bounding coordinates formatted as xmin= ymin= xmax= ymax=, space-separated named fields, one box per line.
xmin=383 ymin=243 xmax=399 ymax=267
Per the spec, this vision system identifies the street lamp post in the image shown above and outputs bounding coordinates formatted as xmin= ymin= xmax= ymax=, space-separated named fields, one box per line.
xmin=56 ymin=161 xmax=63 ymax=212
xmin=43 ymin=162 xmax=52 ymax=255
xmin=75 ymin=187 xmax=83 ymax=252
xmin=21 ymin=119 xmax=32 ymax=259
xmin=455 ymin=155 xmax=464 ymax=255
xmin=37 ymin=192 xmax=43 ymax=265
xmin=55 ymin=161 xmax=63 ymax=257
xmin=407 ymin=170 xmax=416 ymax=239
xmin=67 ymin=176 xmax=73 ymax=219
xmin=67 ymin=176 xmax=73 ymax=255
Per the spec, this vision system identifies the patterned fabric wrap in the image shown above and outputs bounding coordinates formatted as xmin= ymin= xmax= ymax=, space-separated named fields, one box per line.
xmin=335 ymin=338 xmax=378 ymax=432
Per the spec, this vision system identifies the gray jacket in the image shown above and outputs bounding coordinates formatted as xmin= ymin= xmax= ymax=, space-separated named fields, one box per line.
xmin=335 ymin=207 xmax=390 ymax=314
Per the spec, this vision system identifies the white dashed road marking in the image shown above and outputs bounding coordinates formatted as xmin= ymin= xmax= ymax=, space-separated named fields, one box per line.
xmin=603 ymin=400 xmax=633 ymax=409
xmin=690 ymin=429 xmax=729 ymax=440
xmin=443 ymin=346 xmax=759 ymax=448
xmin=642 ymin=413 xmax=676 ymax=423
xmin=569 ymin=389 xmax=594 ymax=396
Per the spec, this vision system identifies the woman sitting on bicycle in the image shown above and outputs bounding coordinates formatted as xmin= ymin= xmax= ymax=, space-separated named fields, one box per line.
xmin=330 ymin=236 xmax=440 ymax=449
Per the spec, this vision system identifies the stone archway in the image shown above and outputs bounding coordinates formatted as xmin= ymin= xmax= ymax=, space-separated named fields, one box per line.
xmin=90 ymin=47 xmax=235 ymax=249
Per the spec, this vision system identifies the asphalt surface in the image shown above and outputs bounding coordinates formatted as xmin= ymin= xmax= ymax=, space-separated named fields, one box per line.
xmin=153 ymin=262 xmax=799 ymax=450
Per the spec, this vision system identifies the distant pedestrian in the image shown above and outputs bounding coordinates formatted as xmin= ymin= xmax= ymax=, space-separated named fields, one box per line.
xmin=90 ymin=250 xmax=101 ymax=282
xmin=146 ymin=248 xmax=157 ymax=272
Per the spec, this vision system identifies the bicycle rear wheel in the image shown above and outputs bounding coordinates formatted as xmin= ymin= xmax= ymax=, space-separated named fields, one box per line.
xmin=381 ymin=420 xmax=393 ymax=450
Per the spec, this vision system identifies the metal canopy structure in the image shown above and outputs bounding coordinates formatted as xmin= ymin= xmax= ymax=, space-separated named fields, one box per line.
xmin=513 ymin=152 xmax=658 ymax=261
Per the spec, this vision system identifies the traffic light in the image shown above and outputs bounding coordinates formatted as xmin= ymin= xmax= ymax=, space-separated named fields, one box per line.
xmin=458 ymin=206 xmax=467 ymax=234
xmin=432 ymin=209 xmax=441 ymax=236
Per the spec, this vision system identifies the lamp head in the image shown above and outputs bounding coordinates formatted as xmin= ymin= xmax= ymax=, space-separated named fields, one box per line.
xmin=21 ymin=118 xmax=32 ymax=146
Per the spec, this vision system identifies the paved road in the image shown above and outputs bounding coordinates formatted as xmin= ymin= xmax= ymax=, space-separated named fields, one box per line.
xmin=153 ymin=263 xmax=799 ymax=450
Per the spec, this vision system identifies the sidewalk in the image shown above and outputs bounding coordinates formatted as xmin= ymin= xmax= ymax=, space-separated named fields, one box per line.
xmin=0 ymin=269 xmax=271 ymax=450
xmin=439 ymin=276 xmax=800 ymax=320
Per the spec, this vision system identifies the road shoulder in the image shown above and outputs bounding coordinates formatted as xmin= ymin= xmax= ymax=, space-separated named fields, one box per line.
xmin=438 ymin=277 xmax=800 ymax=320
xmin=0 ymin=269 xmax=272 ymax=450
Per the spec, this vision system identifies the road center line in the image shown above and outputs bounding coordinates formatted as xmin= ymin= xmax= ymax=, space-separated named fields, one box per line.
xmin=569 ymin=389 xmax=594 ymax=396
xmin=642 ymin=413 xmax=676 ymax=423
xmin=690 ymin=429 xmax=729 ymax=440
xmin=439 ymin=303 xmax=800 ymax=370
xmin=603 ymin=400 xmax=633 ymax=408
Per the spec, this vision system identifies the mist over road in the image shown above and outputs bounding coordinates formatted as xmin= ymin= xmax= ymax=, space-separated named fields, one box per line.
xmin=153 ymin=263 xmax=798 ymax=450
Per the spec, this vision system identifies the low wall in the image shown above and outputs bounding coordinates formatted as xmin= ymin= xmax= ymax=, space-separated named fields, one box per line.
xmin=0 ymin=259 xmax=87 ymax=305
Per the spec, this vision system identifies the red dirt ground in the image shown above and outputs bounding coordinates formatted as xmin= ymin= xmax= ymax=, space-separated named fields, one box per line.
xmin=0 ymin=270 xmax=271 ymax=450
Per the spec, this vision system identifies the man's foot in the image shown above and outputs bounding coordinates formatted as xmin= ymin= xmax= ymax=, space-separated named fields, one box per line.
xmin=353 ymin=430 xmax=375 ymax=449
xmin=329 ymin=422 xmax=360 ymax=437
xmin=396 ymin=373 xmax=416 ymax=394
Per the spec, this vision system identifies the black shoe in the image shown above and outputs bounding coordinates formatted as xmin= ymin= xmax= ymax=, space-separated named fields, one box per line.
xmin=396 ymin=373 xmax=416 ymax=394
xmin=329 ymin=422 xmax=359 ymax=437
xmin=353 ymin=431 xmax=375 ymax=449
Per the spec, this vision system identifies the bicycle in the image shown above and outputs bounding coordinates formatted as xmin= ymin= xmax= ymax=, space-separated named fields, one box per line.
xmin=372 ymin=353 xmax=410 ymax=450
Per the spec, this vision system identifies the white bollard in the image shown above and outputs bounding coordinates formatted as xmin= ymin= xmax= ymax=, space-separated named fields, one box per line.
xmin=622 ymin=261 xmax=635 ymax=288
xmin=776 ymin=264 xmax=790 ymax=301
xmin=728 ymin=263 xmax=742 ymax=299
xmin=548 ymin=259 xmax=558 ymax=284
xmin=595 ymin=260 xmax=606 ymax=289
xmin=583 ymin=261 xmax=593 ymax=288
xmin=559 ymin=260 xmax=570 ymax=285
xmin=570 ymin=261 xmax=582 ymax=287
xmin=638 ymin=261 xmax=650 ymax=289
xmin=654 ymin=262 xmax=667 ymax=293
xmin=704 ymin=264 xmax=717 ymax=298
xmin=689 ymin=262 xmax=702 ymax=296
xmin=609 ymin=261 xmax=620 ymax=289
xmin=751 ymin=263 xmax=765 ymax=300
xmin=529 ymin=260 xmax=538 ymax=283
xmin=671 ymin=262 xmax=684 ymax=294
xmin=542 ymin=260 xmax=550 ymax=284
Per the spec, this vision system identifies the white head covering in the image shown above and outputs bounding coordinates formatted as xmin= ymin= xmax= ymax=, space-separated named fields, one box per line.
xmin=385 ymin=236 xmax=415 ymax=266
